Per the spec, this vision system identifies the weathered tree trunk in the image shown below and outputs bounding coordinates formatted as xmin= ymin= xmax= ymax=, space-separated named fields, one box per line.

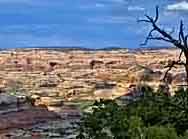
xmin=185 ymin=54 xmax=188 ymax=84
xmin=185 ymin=64 xmax=188 ymax=84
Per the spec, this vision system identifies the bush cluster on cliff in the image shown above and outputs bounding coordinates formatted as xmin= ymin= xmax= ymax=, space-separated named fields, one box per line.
xmin=77 ymin=87 xmax=188 ymax=139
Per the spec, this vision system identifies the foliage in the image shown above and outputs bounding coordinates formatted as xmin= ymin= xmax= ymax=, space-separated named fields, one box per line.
xmin=77 ymin=87 xmax=188 ymax=139
xmin=144 ymin=126 xmax=178 ymax=139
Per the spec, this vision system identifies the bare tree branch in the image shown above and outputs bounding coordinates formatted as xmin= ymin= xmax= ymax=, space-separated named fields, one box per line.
xmin=147 ymin=36 xmax=172 ymax=42
xmin=154 ymin=6 xmax=159 ymax=23
xmin=178 ymin=20 xmax=188 ymax=50
xmin=140 ymin=6 xmax=188 ymax=84
xmin=145 ymin=15 xmax=154 ymax=22
xmin=179 ymin=20 xmax=185 ymax=41
xmin=141 ymin=29 xmax=156 ymax=45
xmin=139 ymin=6 xmax=185 ymax=51
xmin=179 ymin=50 xmax=183 ymax=61
xmin=137 ymin=19 xmax=151 ymax=23
xmin=163 ymin=60 xmax=186 ymax=81
xmin=185 ymin=35 xmax=188 ymax=48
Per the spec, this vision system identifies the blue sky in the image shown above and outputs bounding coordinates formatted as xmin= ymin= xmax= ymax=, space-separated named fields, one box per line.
xmin=0 ymin=0 xmax=188 ymax=48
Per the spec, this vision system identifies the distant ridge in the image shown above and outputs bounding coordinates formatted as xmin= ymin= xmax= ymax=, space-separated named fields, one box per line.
xmin=5 ymin=46 xmax=129 ymax=52
xmin=0 ymin=45 xmax=175 ymax=52
xmin=25 ymin=46 xmax=129 ymax=51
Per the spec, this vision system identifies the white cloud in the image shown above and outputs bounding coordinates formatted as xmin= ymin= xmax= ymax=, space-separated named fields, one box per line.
xmin=167 ymin=1 xmax=188 ymax=11
xmin=128 ymin=6 xmax=145 ymax=11
xmin=88 ymin=16 xmax=135 ymax=24
xmin=107 ymin=0 xmax=125 ymax=3
xmin=95 ymin=3 xmax=105 ymax=8
xmin=79 ymin=3 xmax=106 ymax=10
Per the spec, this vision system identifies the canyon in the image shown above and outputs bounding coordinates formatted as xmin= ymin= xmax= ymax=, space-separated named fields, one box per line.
xmin=0 ymin=48 xmax=185 ymax=138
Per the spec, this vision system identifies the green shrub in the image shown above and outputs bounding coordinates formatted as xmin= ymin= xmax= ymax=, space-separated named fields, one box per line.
xmin=77 ymin=87 xmax=188 ymax=139
xmin=145 ymin=126 xmax=178 ymax=139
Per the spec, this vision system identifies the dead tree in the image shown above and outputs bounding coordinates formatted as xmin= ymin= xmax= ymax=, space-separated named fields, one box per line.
xmin=138 ymin=6 xmax=188 ymax=84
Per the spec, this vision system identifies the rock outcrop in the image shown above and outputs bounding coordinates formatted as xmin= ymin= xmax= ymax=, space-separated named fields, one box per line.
xmin=0 ymin=48 xmax=185 ymax=101
xmin=0 ymin=93 xmax=80 ymax=139
xmin=0 ymin=48 xmax=185 ymax=138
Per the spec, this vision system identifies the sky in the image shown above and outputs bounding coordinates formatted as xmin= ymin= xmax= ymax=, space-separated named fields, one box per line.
xmin=0 ymin=0 xmax=188 ymax=49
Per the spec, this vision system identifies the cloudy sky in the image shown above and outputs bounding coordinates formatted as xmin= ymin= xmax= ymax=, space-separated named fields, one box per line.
xmin=0 ymin=0 xmax=188 ymax=48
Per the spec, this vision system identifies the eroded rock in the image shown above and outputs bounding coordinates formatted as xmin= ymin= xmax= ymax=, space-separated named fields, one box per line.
xmin=0 ymin=94 xmax=17 ymax=105
xmin=36 ymin=97 xmax=63 ymax=107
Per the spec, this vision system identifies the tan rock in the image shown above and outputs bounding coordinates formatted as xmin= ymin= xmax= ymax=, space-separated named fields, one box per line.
xmin=0 ymin=48 xmax=185 ymax=102
xmin=31 ymin=94 xmax=40 ymax=99
xmin=172 ymin=72 xmax=186 ymax=84
xmin=94 ymin=89 xmax=114 ymax=99
xmin=39 ymin=97 xmax=63 ymax=106
xmin=0 ymin=106 xmax=59 ymax=131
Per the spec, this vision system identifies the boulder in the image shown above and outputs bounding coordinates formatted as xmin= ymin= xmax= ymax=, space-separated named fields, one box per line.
xmin=172 ymin=72 xmax=186 ymax=84
xmin=0 ymin=94 xmax=17 ymax=105
xmin=89 ymin=60 xmax=104 ymax=69
xmin=105 ymin=61 xmax=119 ymax=68
xmin=31 ymin=94 xmax=40 ymax=100
xmin=94 ymin=89 xmax=114 ymax=99
xmin=136 ymin=69 xmax=163 ymax=82
xmin=38 ymin=80 xmax=58 ymax=88
xmin=95 ymin=81 xmax=116 ymax=90
xmin=62 ymin=80 xmax=86 ymax=89
xmin=136 ymin=68 xmax=154 ymax=81
xmin=0 ymin=107 xmax=60 ymax=131
xmin=37 ymin=97 xmax=63 ymax=106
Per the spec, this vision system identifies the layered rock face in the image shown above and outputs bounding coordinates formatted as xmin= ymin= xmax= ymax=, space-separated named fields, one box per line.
xmin=0 ymin=48 xmax=185 ymax=101
xmin=0 ymin=48 xmax=185 ymax=138
xmin=0 ymin=93 xmax=80 ymax=139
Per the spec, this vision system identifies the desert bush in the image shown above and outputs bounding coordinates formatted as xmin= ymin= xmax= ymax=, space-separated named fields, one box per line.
xmin=77 ymin=87 xmax=188 ymax=139
xmin=144 ymin=126 xmax=178 ymax=139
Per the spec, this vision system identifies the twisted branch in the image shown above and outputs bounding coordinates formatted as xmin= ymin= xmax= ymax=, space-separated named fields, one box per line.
xmin=163 ymin=60 xmax=186 ymax=81
xmin=138 ymin=6 xmax=187 ymax=51
xmin=139 ymin=6 xmax=188 ymax=83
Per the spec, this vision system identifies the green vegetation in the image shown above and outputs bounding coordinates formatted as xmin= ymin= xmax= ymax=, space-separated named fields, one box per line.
xmin=6 ymin=80 xmax=26 ymax=96
xmin=77 ymin=86 xmax=188 ymax=139
xmin=64 ymin=100 xmax=94 ymax=111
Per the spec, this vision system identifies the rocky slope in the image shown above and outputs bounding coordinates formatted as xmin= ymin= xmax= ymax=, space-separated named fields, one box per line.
xmin=0 ymin=93 xmax=80 ymax=139
xmin=0 ymin=48 xmax=185 ymax=138
xmin=0 ymin=48 xmax=184 ymax=99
